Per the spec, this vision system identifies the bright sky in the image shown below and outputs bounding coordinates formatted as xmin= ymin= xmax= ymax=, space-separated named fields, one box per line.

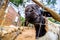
xmin=55 ymin=0 xmax=60 ymax=9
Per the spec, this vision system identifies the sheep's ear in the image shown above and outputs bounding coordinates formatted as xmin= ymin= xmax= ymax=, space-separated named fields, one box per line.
xmin=43 ymin=11 xmax=52 ymax=17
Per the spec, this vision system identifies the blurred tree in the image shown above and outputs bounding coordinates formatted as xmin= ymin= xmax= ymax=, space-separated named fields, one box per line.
xmin=10 ymin=0 xmax=23 ymax=6
xmin=46 ymin=0 xmax=57 ymax=5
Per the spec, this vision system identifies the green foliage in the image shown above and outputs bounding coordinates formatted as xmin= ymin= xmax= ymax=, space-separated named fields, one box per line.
xmin=46 ymin=0 xmax=51 ymax=5
xmin=46 ymin=0 xmax=57 ymax=5
xmin=48 ymin=17 xmax=60 ymax=24
xmin=48 ymin=17 xmax=55 ymax=22
xmin=10 ymin=0 xmax=23 ymax=6
xmin=51 ymin=0 xmax=56 ymax=5
xmin=20 ymin=16 xmax=25 ymax=26
xmin=55 ymin=21 xmax=60 ymax=24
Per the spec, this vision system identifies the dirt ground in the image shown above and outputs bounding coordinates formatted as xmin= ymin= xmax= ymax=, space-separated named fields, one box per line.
xmin=15 ymin=27 xmax=35 ymax=40
xmin=1 ymin=27 xmax=36 ymax=40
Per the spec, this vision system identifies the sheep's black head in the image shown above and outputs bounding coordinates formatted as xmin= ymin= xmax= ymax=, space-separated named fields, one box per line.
xmin=25 ymin=4 xmax=42 ymax=24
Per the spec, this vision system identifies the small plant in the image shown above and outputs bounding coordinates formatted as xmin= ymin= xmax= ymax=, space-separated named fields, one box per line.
xmin=48 ymin=17 xmax=60 ymax=24
xmin=20 ymin=16 xmax=25 ymax=26
xmin=48 ymin=17 xmax=55 ymax=22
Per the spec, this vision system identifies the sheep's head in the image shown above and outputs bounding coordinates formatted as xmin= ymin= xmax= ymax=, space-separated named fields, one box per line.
xmin=25 ymin=4 xmax=42 ymax=24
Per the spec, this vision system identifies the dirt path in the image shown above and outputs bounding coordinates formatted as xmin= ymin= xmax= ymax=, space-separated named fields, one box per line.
xmin=1 ymin=27 xmax=36 ymax=40
xmin=15 ymin=27 xmax=35 ymax=40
